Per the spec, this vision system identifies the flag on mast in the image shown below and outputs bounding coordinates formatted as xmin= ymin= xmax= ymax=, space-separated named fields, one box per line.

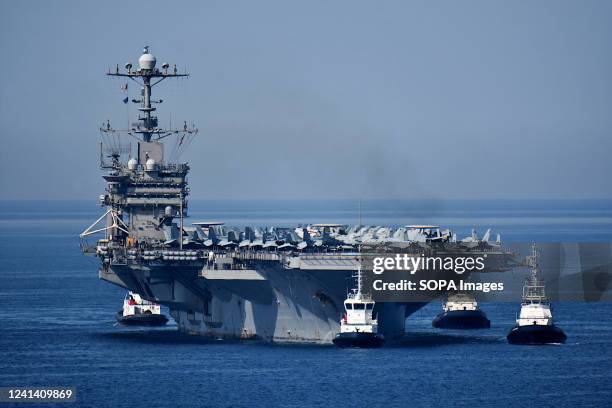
xmin=121 ymin=83 xmax=128 ymax=103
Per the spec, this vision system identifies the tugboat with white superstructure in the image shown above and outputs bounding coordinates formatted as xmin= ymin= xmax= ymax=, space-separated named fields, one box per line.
xmin=432 ymin=291 xmax=490 ymax=329
xmin=333 ymin=256 xmax=384 ymax=348
xmin=507 ymin=245 xmax=566 ymax=345
xmin=116 ymin=291 xmax=169 ymax=326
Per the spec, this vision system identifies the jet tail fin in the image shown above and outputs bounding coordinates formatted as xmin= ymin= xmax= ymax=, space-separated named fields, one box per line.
xmin=482 ymin=228 xmax=491 ymax=243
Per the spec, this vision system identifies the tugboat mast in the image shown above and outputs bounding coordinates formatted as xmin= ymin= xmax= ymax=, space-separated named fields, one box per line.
xmin=355 ymin=247 xmax=363 ymax=296
xmin=523 ymin=244 xmax=547 ymax=304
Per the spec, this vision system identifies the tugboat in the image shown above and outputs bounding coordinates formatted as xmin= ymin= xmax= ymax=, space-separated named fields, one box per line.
xmin=333 ymin=259 xmax=384 ymax=348
xmin=116 ymin=291 xmax=169 ymax=326
xmin=507 ymin=245 xmax=566 ymax=345
xmin=432 ymin=291 xmax=491 ymax=329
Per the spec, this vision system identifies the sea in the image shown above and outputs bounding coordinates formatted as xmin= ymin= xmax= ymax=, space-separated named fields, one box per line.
xmin=1 ymin=199 xmax=611 ymax=408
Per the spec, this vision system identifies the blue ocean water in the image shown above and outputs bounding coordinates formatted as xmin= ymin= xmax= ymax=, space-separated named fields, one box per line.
xmin=1 ymin=200 xmax=611 ymax=408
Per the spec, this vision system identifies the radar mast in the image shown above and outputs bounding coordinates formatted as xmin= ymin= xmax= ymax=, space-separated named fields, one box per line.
xmin=102 ymin=46 xmax=197 ymax=166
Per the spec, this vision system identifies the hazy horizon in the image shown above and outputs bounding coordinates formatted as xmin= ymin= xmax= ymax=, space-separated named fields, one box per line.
xmin=1 ymin=0 xmax=611 ymax=200
xmin=2 ymin=198 xmax=612 ymax=202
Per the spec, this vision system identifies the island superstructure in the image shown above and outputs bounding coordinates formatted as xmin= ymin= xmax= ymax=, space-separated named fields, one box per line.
xmin=81 ymin=48 xmax=515 ymax=343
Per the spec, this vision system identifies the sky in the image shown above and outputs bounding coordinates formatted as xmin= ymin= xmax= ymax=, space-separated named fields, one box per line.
xmin=0 ymin=0 xmax=611 ymax=200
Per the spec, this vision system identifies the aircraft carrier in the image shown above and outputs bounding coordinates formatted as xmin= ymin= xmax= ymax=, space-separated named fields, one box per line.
xmin=81 ymin=47 xmax=515 ymax=343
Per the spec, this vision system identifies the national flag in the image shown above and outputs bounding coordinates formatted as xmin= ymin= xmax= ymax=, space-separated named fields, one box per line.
xmin=122 ymin=96 xmax=129 ymax=104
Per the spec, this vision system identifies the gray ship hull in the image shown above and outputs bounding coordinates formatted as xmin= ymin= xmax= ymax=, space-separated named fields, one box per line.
xmin=100 ymin=255 xmax=472 ymax=344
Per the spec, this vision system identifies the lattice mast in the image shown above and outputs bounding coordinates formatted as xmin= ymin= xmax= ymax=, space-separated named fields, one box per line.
xmin=101 ymin=46 xmax=197 ymax=166
xmin=523 ymin=244 xmax=547 ymax=304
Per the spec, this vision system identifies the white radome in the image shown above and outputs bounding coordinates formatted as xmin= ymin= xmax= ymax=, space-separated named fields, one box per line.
xmin=139 ymin=51 xmax=156 ymax=70
xmin=127 ymin=158 xmax=137 ymax=170
xmin=145 ymin=158 xmax=157 ymax=171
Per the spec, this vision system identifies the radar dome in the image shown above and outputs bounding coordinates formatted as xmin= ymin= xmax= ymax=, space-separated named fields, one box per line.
xmin=145 ymin=158 xmax=157 ymax=171
xmin=127 ymin=158 xmax=137 ymax=170
xmin=165 ymin=206 xmax=174 ymax=217
xmin=138 ymin=47 xmax=156 ymax=71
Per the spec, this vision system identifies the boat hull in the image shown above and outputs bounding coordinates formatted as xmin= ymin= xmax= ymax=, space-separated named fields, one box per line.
xmin=332 ymin=332 xmax=385 ymax=348
xmin=432 ymin=309 xmax=491 ymax=330
xmin=115 ymin=310 xmax=169 ymax=326
xmin=507 ymin=324 xmax=566 ymax=345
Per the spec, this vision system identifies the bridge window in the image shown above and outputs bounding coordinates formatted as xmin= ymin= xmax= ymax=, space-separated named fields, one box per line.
xmin=345 ymin=303 xmax=353 ymax=310
xmin=354 ymin=304 xmax=365 ymax=310
xmin=366 ymin=303 xmax=374 ymax=310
